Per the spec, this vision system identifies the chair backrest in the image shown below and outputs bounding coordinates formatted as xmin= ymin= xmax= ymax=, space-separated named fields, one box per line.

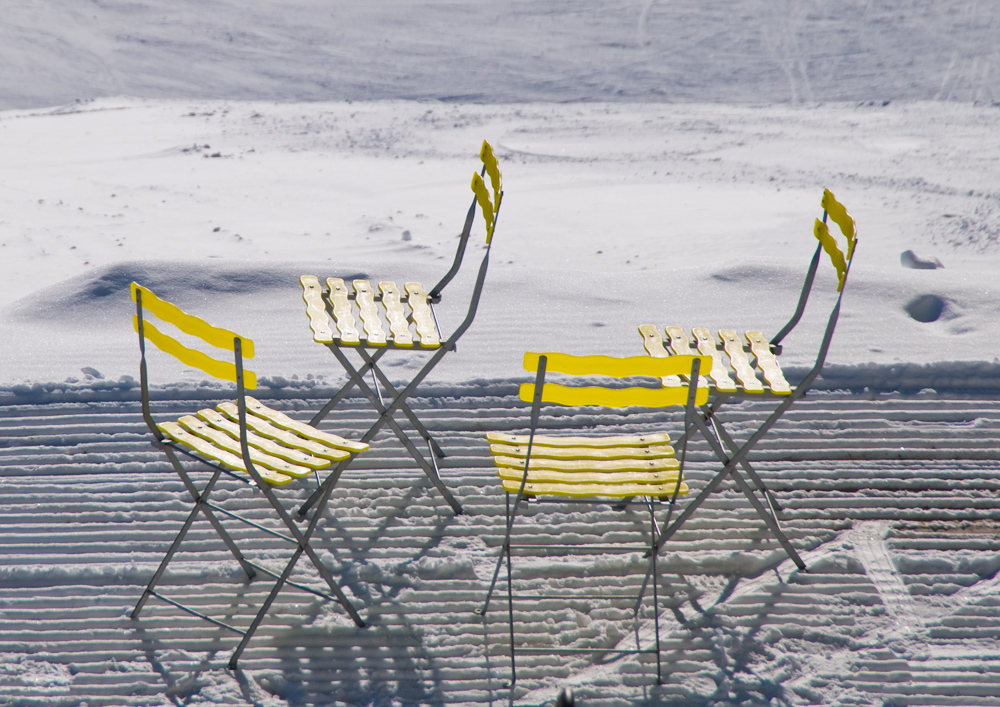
xmin=131 ymin=282 xmax=257 ymax=390
xmin=770 ymin=189 xmax=858 ymax=351
xmin=520 ymin=352 xmax=712 ymax=410
xmin=430 ymin=140 xmax=503 ymax=299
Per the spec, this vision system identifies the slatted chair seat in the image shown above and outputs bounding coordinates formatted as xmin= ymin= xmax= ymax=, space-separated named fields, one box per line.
xmin=295 ymin=141 xmax=504 ymax=519
xmin=635 ymin=189 xmax=859 ymax=576
xmin=128 ymin=282 xmax=370 ymax=670
xmin=301 ymin=277 xmax=441 ymax=349
xmin=479 ymin=351 xmax=709 ymax=686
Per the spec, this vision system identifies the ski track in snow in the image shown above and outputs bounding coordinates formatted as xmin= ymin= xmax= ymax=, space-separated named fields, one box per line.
xmin=3 ymin=387 xmax=1000 ymax=706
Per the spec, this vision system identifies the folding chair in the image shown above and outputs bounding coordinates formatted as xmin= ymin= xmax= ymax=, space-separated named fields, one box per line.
xmin=128 ymin=282 xmax=370 ymax=670
xmin=478 ymin=350 xmax=711 ymax=686
xmin=637 ymin=188 xmax=859 ymax=572
xmin=297 ymin=140 xmax=503 ymax=517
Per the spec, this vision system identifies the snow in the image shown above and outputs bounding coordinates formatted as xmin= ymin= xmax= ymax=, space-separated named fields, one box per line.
xmin=3 ymin=2 xmax=1000 ymax=705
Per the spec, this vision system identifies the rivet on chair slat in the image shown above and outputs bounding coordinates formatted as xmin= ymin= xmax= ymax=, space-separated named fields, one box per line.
xmin=379 ymin=281 xmax=413 ymax=346
xmin=745 ymin=331 xmax=792 ymax=395
xmin=404 ymin=282 xmax=441 ymax=348
xmin=325 ymin=278 xmax=361 ymax=345
xmin=353 ymin=280 xmax=387 ymax=346
xmin=691 ymin=327 xmax=739 ymax=392
xmin=718 ymin=329 xmax=765 ymax=393
xmin=299 ymin=276 xmax=335 ymax=344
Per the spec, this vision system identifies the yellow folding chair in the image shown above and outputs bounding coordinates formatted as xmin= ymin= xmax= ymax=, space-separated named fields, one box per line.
xmin=637 ymin=189 xmax=859 ymax=572
xmin=478 ymin=351 xmax=711 ymax=686
xmin=297 ymin=140 xmax=503 ymax=517
xmin=128 ymin=282 xmax=369 ymax=669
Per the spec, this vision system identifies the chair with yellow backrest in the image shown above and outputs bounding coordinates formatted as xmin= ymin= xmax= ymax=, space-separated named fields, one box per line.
xmin=477 ymin=351 xmax=711 ymax=686
xmin=636 ymin=189 xmax=859 ymax=575
xmin=128 ymin=282 xmax=370 ymax=670
xmin=297 ymin=140 xmax=503 ymax=518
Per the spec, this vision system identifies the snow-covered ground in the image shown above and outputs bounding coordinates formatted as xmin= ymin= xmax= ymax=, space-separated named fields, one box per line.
xmin=3 ymin=2 xmax=1000 ymax=705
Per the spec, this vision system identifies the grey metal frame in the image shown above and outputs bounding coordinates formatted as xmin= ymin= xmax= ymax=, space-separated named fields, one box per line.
xmin=129 ymin=289 xmax=366 ymax=671
xmin=477 ymin=354 xmax=705 ymax=687
xmin=643 ymin=208 xmax=860 ymax=578
xmin=299 ymin=179 xmax=500 ymax=518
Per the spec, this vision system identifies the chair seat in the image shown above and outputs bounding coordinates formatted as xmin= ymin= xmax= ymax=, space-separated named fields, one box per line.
xmin=301 ymin=276 xmax=441 ymax=348
xmin=640 ymin=325 xmax=792 ymax=395
xmin=487 ymin=431 xmax=689 ymax=498
xmin=157 ymin=396 xmax=369 ymax=486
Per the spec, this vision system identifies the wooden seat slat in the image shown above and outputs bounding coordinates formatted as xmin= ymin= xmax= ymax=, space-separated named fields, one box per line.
xmin=325 ymin=278 xmax=361 ymax=345
xmin=244 ymin=396 xmax=370 ymax=453
xmin=157 ymin=421 xmax=294 ymax=486
xmin=354 ymin=280 xmax=387 ymax=346
xmin=299 ymin=276 xmax=334 ymax=344
xmin=500 ymin=478 xmax=688 ymax=498
xmin=745 ymin=331 xmax=792 ymax=394
xmin=664 ymin=327 xmax=710 ymax=388
xmin=691 ymin=327 xmax=738 ymax=392
xmin=405 ymin=282 xmax=441 ymax=348
xmin=638 ymin=325 xmax=683 ymax=387
xmin=215 ymin=402 xmax=351 ymax=461
xmin=196 ymin=409 xmax=331 ymax=469
xmin=486 ymin=431 xmax=672 ymax=448
xmin=492 ymin=454 xmax=680 ymax=473
xmin=718 ymin=329 xmax=765 ymax=393
xmin=490 ymin=442 xmax=675 ymax=460
xmin=379 ymin=281 xmax=413 ymax=346
xmin=176 ymin=415 xmax=314 ymax=478
xmin=496 ymin=466 xmax=681 ymax=485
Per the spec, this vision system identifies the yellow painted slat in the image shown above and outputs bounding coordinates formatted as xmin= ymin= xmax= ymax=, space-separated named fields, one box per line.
xmin=325 ymin=278 xmax=361 ymax=344
xmin=821 ymin=188 xmax=856 ymax=257
xmin=471 ymin=172 xmax=496 ymax=243
xmin=814 ymin=219 xmax=848 ymax=292
xmin=300 ymin=275 xmax=334 ymax=344
xmin=135 ymin=317 xmax=257 ymax=389
xmin=485 ymin=431 xmax=672 ymax=448
xmin=405 ymin=282 xmax=441 ymax=348
xmin=215 ymin=402 xmax=352 ymax=461
xmin=490 ymin=442 xmax=675 ymax=460
xmin=157 ymin=422 xmax=293 ymax=486
xmin=353 ymin=280 xmax=387 ymax=346
xmin=131 ymin=282 xmax=254 ymax=358
xmin=501 ymin=478 xmax=688 ymax=498
xmin=638 ymin=324 xmax=682 ymax=387
xmin=379 ymin=281 xmax=413 ymax=346
xmin=718 ymin=329 xmax=763 ymax=393
xmin=177 ymin=415 xmax=314 ymax=478
xmin=496 ymin=466 xmax=681 ymax=485
xmin=665 ymin=327 xmax=709 ymax=388
xmin=480 ymin=140 xmax=502 ymax=207
xmin=522 ymin=352 xmax=711 ymax=381
xmin=745 ymin=331 xmax=792 ymax=395
xmin=690 ymin=327 xmax=739 ymax=392
xmin=492 ymin=455 xmax=680 ymax=472
xmin=195 ymin=408 xmax=332 ymax=469
xmin=244 ymin=396 xmax=369 ymax=453
xmin=520 ymin=382 xmax=708 ymax=408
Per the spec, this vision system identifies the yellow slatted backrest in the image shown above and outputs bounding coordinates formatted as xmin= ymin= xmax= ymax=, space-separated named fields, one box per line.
xmin=815 ymin=189 xmax=858 ymax=292
xmin=471 ymin=140 xmax=503 ymax=244
xmin=520 ymin=352 xmax=711 ymax=408
xmin=131 ymin=282 xmax=257 ymax=389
